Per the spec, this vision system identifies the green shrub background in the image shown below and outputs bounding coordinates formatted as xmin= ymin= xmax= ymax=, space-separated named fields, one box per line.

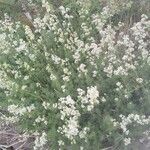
xmin=0 ymin=0 xmax=150 ymax=150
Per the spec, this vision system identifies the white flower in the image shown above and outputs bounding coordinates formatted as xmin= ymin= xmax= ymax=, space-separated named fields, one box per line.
xmin=92 ymin=71 xmax=97 ymax=77
xmin=78 ymin=64 xmax=88 ymax=75
xmin=77 ymin=88 xmax=85 ymax=97
xmin=136 ymin=78 xmax=143 ymax=84
xmin=104 ymin=64 xmax=113 ymax=77
xmin=51 ymin=55 xmax=61 ymax=64
xmin=62 ymin=75 xmax=70 ymax=82
xmin=87 ymin=105 xmax=94 ymax=111
xmin=24 ymin=76 xmax=29 ymax=80
xmin=42 ymin=101 xmax=50 ymax=109
xmin=50 ymin=74 xmax=56 ymax=80
xmin=42 ymin=0 xmax=50 ymax=12
xmin=8 ymin=104 xmax=18 ymax=113
xmin=80 ymin=146 xmax=84 ymax=150
xmin=56 ymin=96 xmax=80 ymax=142
xmin=77 ymin=86 xmax=99 ymax=111
xmin=116 ymin=82 xmax=123 ymax=90
xmin=73 ymin=52 xmax=80 ymax=63
xmin=65 ymin=95 xmax=75 ymax=105
xmin=35 ymin=116 xmax=47 ymax=125
xmin=21 ymin=85 xmax=27 ymax=90
xmin=87 ymin=86 xmax=99 ymax=104
xmin=114 ymin=98 xmax=119 ymax=101
xmin=64 ymin=117 xmax=79 ymax=138
xmin=79 ymin=127 xmax=90 ymax=139
xmin=26 ymin=104 xmax=35 ymax=112
xmin=8 ymin=104 xmax=35 ymax=116
xmin=61 ymin=85 xmax=66 ymax=92
xmin=101 ymin=97 xmax=106 ymax=102
xmin=24 ymin=25 xmax=35 ymax=40
xmin=59 ymin=6 xmax=66 ymax=15
xmin=124 ymin=137 xmax=131 ymax=146
xmin=34 ymin=132 xmax=47 ymax=150
xmin=58 ymin=140 xmax=64 ymax=146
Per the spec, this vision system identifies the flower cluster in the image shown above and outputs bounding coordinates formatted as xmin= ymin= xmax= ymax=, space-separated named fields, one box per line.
xmin=118 ymin=114 xmax=150 ymax=145
xmin=56 ymin=96 xmax=80 ymax=143
xmin=0 ymin=0 xmax=150 ymax=149
xmin=34 ymin=132 xmax=47 ymax=150
xmin=77 ymin=86 xmax=99 ymax=111
xmin=8 ymin=104 xmax=35 ymax=116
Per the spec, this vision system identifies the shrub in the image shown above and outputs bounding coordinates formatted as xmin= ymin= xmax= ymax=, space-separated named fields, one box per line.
xmin=0 ymin=0 xmax=150 ymax=149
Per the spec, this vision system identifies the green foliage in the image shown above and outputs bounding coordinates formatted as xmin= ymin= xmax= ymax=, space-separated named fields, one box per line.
xmin=0 ymin=0 xmax=19 ymax=18
xmin=0 ymin=0 xmax=150 ymax=150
